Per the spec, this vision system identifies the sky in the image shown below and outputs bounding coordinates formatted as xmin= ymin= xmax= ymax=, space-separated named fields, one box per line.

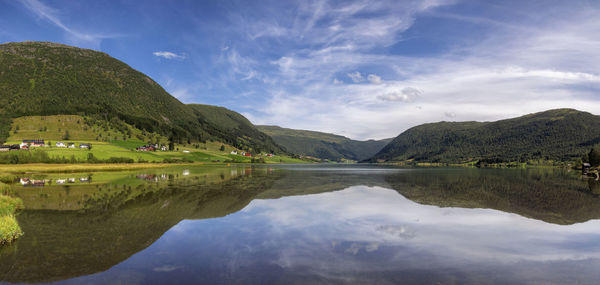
xmin=1 ymin=0 xmax=599 ymax=140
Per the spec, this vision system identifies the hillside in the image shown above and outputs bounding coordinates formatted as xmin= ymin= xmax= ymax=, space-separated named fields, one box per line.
xmin=370 ymin=109 xmax=600 ymax=163
xmin=257 ymin=125 xmax=392 ymax=161
xmin=0 ymin=41 xmax=281 ymax=154
xmin=188 ymin=104 xmax=283 ymax=154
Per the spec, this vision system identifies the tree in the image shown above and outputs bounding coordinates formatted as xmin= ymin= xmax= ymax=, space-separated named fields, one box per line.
xmin=220 ymin=145 xmax=225 ymax=151
xmin=63 ymin=130 xmax=70 ymax=140
xmin=589 ymin=147 xmax=600 ymax=167
xmin=87 ymin=153 xmax=96 ymax=163
xmin=168 ymin=141 xmax=174 ymax=151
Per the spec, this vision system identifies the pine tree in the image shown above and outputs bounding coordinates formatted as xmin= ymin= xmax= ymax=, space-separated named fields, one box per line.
xmin=589 ymin=147 xmax=600 ymax=167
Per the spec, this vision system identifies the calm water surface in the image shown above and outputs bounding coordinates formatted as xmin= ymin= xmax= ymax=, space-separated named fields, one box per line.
xmin=1 ymin=165 xmax=600 ymax=284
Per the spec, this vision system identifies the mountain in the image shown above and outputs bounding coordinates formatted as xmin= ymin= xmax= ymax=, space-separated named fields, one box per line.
xmin=188 ymin=104 xmax=283 ymax=153
xmin=0 ymin=41 xmax=282 ymax=153
xmin=370 ymin=109 xmax=600 ymax=163
xmin=257 ymin=125 xmax=392 ymax=161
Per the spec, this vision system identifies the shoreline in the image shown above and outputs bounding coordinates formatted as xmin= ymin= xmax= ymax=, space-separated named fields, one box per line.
xmin=0 ymin=187 xmax=23 ymax=246
xmin=0 ymin=162 xmax=205 ymax=174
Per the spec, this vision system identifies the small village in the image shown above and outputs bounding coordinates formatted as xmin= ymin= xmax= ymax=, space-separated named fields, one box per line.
xmin=0 ymin=139 xmax=91 ymax=151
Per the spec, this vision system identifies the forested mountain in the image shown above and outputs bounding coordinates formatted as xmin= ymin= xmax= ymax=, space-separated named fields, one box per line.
xmin=188 ymin=104 xmax=283 ymax=154
xmin=257 ymin=125 xmax=392 ymax=161
xmin=0 ymin=41 xmax=282 ymax=153
xmin=369 ymin=109 xmax=600 ymax=163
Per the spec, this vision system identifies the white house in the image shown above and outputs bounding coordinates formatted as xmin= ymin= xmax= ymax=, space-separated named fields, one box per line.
xmin=67 ymin=143 xmax=75 ymax=148
xmin=80 ymin=143 xmax=90 ymax=149
xmin=56 ymin=142 xmax=66 ymax=147
xmin=230 ymin=150 xmax=238 ymax=155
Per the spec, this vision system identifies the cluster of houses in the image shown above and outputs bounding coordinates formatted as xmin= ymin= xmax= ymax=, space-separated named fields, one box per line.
xmin=0 ymin=139 xmax=46 ymax=151
xmin=19 ymin=177 xmax=91 ymax=187
xmin=136 ymin=144 xmax=168 ymax=151
xmin=0 ymin=140 xmax=91 ymax=151
xmin=230 ymin=150 xmax=252 ymax=157
xmin=229 ymin=150 xmax=274 ymax=158
xmin=55 ymin=141 xmax=91 ymax=149
xmin=136 ymin=170 xmax=190 ymax=182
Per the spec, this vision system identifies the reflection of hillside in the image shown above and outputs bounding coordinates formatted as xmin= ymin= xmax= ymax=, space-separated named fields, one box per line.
xmin=2 ymin=166 xmax=599 ymax=283
xmin=385 ymin=168 xmax=600 ymax=225
xmin=0 ymin=167 xmax=281 ymax=284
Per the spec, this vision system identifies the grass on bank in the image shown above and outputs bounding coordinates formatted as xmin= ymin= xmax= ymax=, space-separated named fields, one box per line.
xmin=0 ymin=183 xmax=23 ymax=246
xmin=0 ymin=163 xmax=199 ymax=174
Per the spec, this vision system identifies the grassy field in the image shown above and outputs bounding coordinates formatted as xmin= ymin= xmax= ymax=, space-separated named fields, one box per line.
xmin=0 ymin=183 xmax=23 ymax=246
xmin=9 ymin=115 xmax=165 ymax=143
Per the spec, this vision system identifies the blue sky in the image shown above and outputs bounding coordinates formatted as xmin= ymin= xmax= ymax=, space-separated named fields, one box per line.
xmin=1 ymin=0 xmax=599 ymax=140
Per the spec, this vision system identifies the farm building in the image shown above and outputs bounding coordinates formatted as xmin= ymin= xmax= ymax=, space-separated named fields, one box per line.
xmin=22 ymin=139 xmax=45 ymax=147
xmin=136 ymin=145 xmax=155 ymax=151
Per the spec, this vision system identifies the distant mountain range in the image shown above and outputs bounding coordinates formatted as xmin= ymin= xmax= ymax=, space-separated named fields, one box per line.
xmin=257 ymin=125 xmax=392 ymax=161
xmin=369 ymin=109 xmax=600 ymax=163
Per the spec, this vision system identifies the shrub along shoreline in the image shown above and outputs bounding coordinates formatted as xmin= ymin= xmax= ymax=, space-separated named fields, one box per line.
xmin=0 ymin=183 xmax=23 ymax=246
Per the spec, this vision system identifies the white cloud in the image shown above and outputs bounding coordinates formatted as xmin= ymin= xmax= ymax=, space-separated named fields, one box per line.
xmin=20 ymin=0 xmax=123 ymax=47
xmin=367 ymin=74 xmax=383 ymax=84
xmin=333 ymin=78 xmax=343 ymax=85
xmin=377 ymin=87 xmax=422 ymax=102
xmin=242 ymin=1 xmax=600 ymax=140
xmin=347 ymin=71 xmax=364 ymax=83
xmin=153 ymin=51 xmax=185 ymax=60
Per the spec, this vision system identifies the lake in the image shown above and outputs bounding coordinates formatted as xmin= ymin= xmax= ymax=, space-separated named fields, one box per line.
xmin=1 ymin=165 xmax=600 ymax=284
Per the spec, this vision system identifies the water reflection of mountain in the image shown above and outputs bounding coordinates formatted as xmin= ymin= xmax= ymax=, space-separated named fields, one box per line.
xmin=0 ymin=167 xmax=281 ymax=283
xmin=1 ymin=166 xmax=599 ymax=283
xmin=384 ymin=168 xmax=600 ymax=225
xmin=261 ymin=168 xmax=600 ymax=226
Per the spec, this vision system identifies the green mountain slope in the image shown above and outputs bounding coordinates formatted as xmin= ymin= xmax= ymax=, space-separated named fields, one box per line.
xmin=257 ymin=125 xmax=392 ymax=161
xmin=0 ymin=41 xmax=283 ymax=154
xmin=370 ymin=109 xmax=600 ymax=163
xmin=188 ymin=104 xmax=283 ymax=153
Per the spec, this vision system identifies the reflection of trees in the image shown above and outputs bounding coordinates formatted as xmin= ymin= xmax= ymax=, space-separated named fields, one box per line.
xmin=384 ymin=168 xmax=600 ymax=225
xmin=0 ymin=168 xmax=282 ymax=283
xmin=1 ymin=167 xmax=597 ymax=283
